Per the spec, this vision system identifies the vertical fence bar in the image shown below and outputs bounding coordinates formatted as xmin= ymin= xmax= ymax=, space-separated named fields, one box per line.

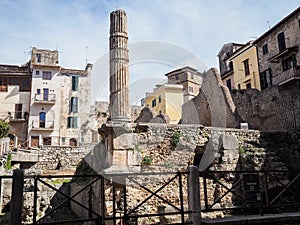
xmin=100 ymin=176 xmax=105 ymax=225
xmin=113 ymin=183 xmax=116 ymax=225
xmin=10 ymin=169 xmax=24 ymax=225
xmin=88 ymin=185 xmax=93 ymax=218
xmin=0 ymin=177 xmax=2 ymax=211
xmin=33 ymin=176 xmax=38 ymax=225
xmin=178 ymin=172 xmax=185 ymax=224
xmin=203 ymin=172 xmax=208 ymax=211
xmin=188 ymin=166 xmax=202 ymax=225
xmin=264 ymin=171 xmax=270 ymax=207
xmin=123 ymin=184 xmax=127 ymax=225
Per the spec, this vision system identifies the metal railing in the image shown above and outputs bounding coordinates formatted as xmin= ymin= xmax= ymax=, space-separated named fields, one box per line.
xmin=272 ymin=67 xmax=300 ymax=85
xmin=200 ymin=170 xmax=300 ymax=214
xmin=31 ymin=120 xmax=54 ymax=129
xmin=34 ymin=93 xmax=56 ymax=102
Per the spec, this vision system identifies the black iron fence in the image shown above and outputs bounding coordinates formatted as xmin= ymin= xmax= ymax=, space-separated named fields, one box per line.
xmin=199 ymin=170 xmax=300 ymax=214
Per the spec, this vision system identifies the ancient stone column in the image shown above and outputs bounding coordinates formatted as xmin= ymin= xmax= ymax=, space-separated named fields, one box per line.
xmin=109 ymin=9 xmax=131 ymax=122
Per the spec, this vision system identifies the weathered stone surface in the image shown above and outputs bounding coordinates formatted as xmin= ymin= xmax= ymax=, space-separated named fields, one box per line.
xmin=222 ymin=133 xmax=239 ymax=150
xmin=134 ymin=107 xmax=156 ymax=123
xmin=113 ymin=133 xmax=138 ymax=150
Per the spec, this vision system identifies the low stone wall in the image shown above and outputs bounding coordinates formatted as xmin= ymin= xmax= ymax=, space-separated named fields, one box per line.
xmin=0 ymin=137 xmax=9 ymax=157
xmin=30 ymin=143 xmax=96 ymax=170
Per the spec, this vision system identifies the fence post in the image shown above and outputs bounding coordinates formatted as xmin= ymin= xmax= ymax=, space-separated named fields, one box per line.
xmin=188 ymin=166 xmax=202 ymax=225
xmin=10 ymin=169 xmax=24 ymax=225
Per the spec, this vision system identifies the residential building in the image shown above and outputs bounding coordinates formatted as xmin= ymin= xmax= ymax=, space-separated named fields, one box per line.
xmin=0 ymin=64 xmax=31 ymax=145
xmin=253 ymin=7 xmax=300 ymax=89
xmin=218 ymin=42 xmax=243 ymax=90
xmin=225 ymin=41 xmax=261 ymax=90
xmin=28 ymin=47 xmax=93 ymax=147
xmin=165 ymin=66 xmax=202 ymax=103
xmin=143 ymin=84 xmax=183 ymax=124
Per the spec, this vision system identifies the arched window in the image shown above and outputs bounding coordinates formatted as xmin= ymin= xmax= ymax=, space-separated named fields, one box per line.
xmin=69 ymin=138 xmax=77 ymax=146
xmin=39 ymin=112 xmax=46 ymax=128
xmin=277 ymin=32 xmax=286 ymax=52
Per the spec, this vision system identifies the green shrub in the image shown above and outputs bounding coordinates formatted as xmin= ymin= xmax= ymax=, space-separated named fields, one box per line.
xmin=0 ymin=119 xmax=9 ymax=138
xmin=171 ymin=131 xmax=181 ymax=147
xmin=142 ymin=156 xmax=153 ymax=165
xmin=4 ymin=153 xmax=12 ymax=170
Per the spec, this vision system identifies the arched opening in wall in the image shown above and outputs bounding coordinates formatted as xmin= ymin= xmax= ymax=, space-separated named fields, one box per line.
xmin=7 ymin=133 xmax=15 ymax=147
xmin=69 ymin=138 xmax=77 ymax=146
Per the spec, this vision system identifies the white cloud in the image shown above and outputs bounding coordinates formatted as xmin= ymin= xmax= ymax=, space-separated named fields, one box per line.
xmin=1 ymin=0 xmax=299 ymax=103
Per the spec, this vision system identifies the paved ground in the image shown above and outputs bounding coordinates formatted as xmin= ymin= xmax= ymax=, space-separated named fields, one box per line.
xmin=202 ymin=212 xmax=300 ymax=224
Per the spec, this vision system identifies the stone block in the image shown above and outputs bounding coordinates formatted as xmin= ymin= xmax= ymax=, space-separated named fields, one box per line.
xmin=112 ymin=150 xmax=127 ymax=166
xmin=113 ymin=133 xmax=138 ymax=150
xmin=127 ymin=150 xmax=141 ymax=166
xmin=222 ymin=133 xmax=239 ymax=150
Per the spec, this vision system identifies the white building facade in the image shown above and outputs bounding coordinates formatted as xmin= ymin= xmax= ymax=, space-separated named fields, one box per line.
xmin=28 ymin=47 xmax=93 ymax=147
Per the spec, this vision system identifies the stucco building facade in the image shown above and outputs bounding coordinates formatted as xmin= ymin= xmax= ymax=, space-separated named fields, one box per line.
xmin=165 ymin=66 xmax=202 ymax=103
xmin=28 ymin=47 xmax=93 ymax=147
xmin=253 ymin=7 xmax=300 ymax=89
xmin=143 ymin=84 xmax=183 ymax=124
xmin=0 ymin=64 xmax=31 ymax=145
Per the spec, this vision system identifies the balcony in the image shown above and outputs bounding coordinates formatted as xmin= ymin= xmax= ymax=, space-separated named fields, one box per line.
xmin=9 ymin=111 xmax=28 ymax=122
xmin=268 ymin=46 xmax=298 ymax=63
xmin=33 ymin=93 xmax=56 ymax=104
xmin=272 ymin=66 xmax=300 ymax=86
xmin=31 ymin=120 xmax=54 ymax=131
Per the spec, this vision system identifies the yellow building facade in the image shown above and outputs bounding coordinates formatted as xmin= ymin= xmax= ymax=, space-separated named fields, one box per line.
xmin=228 ymin=41 xmax=261 ymax=90
xmin=144 ymin=84 xmax=183 ymax=124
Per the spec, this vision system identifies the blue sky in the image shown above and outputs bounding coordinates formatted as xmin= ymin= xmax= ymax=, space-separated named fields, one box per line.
xmin=1 ymin=0 xmax=299 ymax=103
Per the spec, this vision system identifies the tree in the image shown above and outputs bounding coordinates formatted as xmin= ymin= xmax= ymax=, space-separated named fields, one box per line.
xmin=0 ymin=119 xmax=9 ymax=138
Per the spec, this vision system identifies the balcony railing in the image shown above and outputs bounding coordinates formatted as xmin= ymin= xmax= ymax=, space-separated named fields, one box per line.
xmin=33 ymin=93 xmax=56 ymax=104
xmin=31 ymin=120 xmax=54 ymax=130
xmin=272 ymin=66 xmax=300 ymax=85
xmin=9 ymin=111 xmax=28 ymax=121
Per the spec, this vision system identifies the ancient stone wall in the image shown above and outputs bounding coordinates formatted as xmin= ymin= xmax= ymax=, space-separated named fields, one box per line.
xmin=181 ymin=68 xmax=241 ymax=128
xmin=232 ymin=82 xmax=300 ymax=131
xmin=30 ymin=144 xmax=95 ymax=170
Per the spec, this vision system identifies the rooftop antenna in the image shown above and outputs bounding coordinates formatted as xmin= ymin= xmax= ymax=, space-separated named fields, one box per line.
xmin=85 ymin=45 xmax=89 ymax=65
xmin=267 ymin=20 xmax=271 ymax=29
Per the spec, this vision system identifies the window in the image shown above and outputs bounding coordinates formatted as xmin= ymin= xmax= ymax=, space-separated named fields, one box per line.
xmin=158 ymin=95 xmax=162 ymax=103
xmin=246 ymin=83 xmax=251 ymax=89
xmin=191 ymin=74 xmax=194 ymax=80
xmin=39 ymin=112 xmax=46 ymax=128
xmin=152 ymin=99 xmax=156 ymax=107
xmin=175 ymin=74 xmax=179 ymax=80
xmin=37 ymin=89 xmax=41 ymax=95
xmin=243 ymin=59 xmax=250 ymax=75
xmin=43 ymin=88 xmax=49 ymax=101
xmin=36 ymin=70 xmax=40 ymax=75
xmin=228 ymin=61 xmax=233 ymax=71
xmin=260 ymin=69 xmax=272 ymax=90
xmin=72 ymin=76 xmax=79 ymax=91
xmin=43 ymin=137 xmax=51 ymax=145
xmin=67 ymin=117 xmax=78 ymax=128
xmin=62 ymin=137 xmax=66 ymax=143
xmin=70 ymin=97 xmax=78 ymax=113
xmin=0 ymin=77 xmax=8 ymax=92
xmin=262 ymin=44 xmax=268 ymax=55
xmin=226 ymin=79 xmax=232 ymax=90
xmin=36 ymin=54 xmax=41 ymax=63
xmin=42 ymin=71 xmax=51 ymax=80
xmin=15 ymin=104 xmax=22 ymax=119
xmin=189 ymin=86 xmax=193 ymax=93
xmin=277 ymin=32 xmax=286 ymax=52
xmin=282 ymin=54 xmax=297 ymax=71
xmin=19 ymin=77 xmax=31 ymax=91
